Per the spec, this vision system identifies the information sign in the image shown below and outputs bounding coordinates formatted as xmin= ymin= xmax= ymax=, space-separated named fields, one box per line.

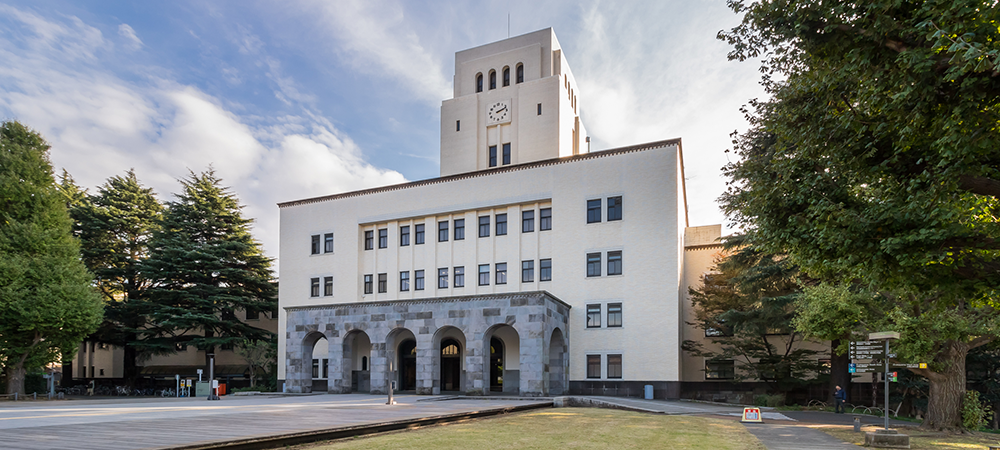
xmin=741 ymin=407 xmax=763 ymax=423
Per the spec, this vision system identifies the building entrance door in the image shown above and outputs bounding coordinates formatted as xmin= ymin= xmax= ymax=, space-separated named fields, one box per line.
xmin=490 ymin=337 xmax=504 ymax=392
xmin=441 ymin=338 xmax=461 ymax=392
xmin=398 ymin=339 xmax=417 ymax=391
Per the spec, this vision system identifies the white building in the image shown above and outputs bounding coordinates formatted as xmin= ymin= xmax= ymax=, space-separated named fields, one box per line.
xmin=277 ymin=28 xmax=723 ymax=397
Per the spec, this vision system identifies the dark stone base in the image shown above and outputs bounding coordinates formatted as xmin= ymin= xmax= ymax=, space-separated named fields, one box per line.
xmin=864 ymin=429 xmax=910 ymax=449
xmin=569 ymin=381 xmax=681 ymax=399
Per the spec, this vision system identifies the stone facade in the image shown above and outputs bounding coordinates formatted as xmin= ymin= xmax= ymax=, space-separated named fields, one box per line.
xmin=285 ymin=291 xmax=569 ymax=396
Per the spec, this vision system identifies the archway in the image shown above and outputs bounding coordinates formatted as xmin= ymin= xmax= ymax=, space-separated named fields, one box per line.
xmin=548 ymin=328 xmax=566 ymax=395
xmin=342 ymin=330 xmax=371 ymax=392
xmin=490 ymin=337 xmax=504 ymax=392
xmin=441 ymin=338 xmax=462 ymax=392
xmin=432 ymin=326 xmax=467 ymax=394
xmin=484 ymin=324 xmax=520 ymax=394
xmin=295 ymin=331 xmax=327 ymax=393
xmin=398 ymin=339 xmax=417 ymax=391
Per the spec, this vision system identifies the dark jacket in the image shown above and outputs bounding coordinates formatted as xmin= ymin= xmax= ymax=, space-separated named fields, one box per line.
xmin=834 ymin=389 xmax=847 ymax=400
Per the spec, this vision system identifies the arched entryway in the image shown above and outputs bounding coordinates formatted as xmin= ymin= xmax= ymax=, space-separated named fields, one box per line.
xmin=431 ymin=326 xmax=467 ymax=394
xmin=548 ymin=328 xmax=567 ymax=395
xmin=295 ymin=331 xmax=327 ymax=393
xmin=342 ymin=330 xmax=371 ymax=392
xmin=484 ymin=324 xmax=520 ymax=394
xmin=441 ymin=338 xmax=462 ymax=392
xmin=398 ymin=339 xmax=417 ymax=391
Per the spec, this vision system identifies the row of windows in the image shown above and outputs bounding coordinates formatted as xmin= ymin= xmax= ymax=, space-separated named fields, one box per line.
xmin=586 ymin=251 xmax=622 ymax=277
xmin=587 ymin=196 xmax=623 ymax=223
xmin=362 ymin=259 xmax=553 ymax=294
xmin=364 ymin=208 xmax=552 ymax=250
xmin=586 ymin=354 xmax=623 ymax=379
xmin=488 ymin=143 xmax=511 ymax=167
xmin=586 ymin=303 xmax=623 ymax=328
xmin=310 ymin=233 xmax=334 ymax=255
xmin=476 ymin=63 xmax=524 ymax=93
xmin=309 ymin=276 xmax=334 ymax=297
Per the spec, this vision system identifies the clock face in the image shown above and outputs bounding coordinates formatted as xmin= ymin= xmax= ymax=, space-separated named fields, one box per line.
xmin=487 ymin=101 xmax=510 ymax=124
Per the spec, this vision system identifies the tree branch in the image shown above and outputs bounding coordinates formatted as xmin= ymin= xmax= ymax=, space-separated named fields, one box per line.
xmin=958 ymin=174 xmax=1000 ymax=198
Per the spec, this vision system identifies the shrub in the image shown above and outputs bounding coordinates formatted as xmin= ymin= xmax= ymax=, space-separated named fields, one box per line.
xmin=754 ymin=394 xmax=785 ymax=407
xmin=962 ymin=390 xmax=991 ymax=430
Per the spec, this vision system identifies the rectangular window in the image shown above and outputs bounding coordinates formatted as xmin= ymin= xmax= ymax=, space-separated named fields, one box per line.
xmin=363 ymin=274 xmax=373 ymax=294
xmin=706 ymin=360 xmax=735 ymax=380
xmin=324 ymin=233 xmax=334 ymax=253
xmin=479 ymin=216 xmax=490 ymax=237
xmin=454 ymin=266 xmax=465 ymax=287
xmin=522 ymin=210 xmax=534 ymax=232
xmin=377 ymin=273 xmax=387 ymax=293
xmin=587 ymin=253 xmax=602 ymax=277
xmin=608 ymin=251 xmax=622 ymax=276
xmin=456 ymin=120 xmax=460 ymax=131
xmin=378 ymin=228 xmax=388 ymax=249
xmin=312 ymin=359 xmax=320 ymax=379
xmin=607 ymin=354 xmax=622 ymax=379
xmin=496 ymin=262 xmax=507 ymax=285
xmin=607 ymin=303 xmax=622 ymax=327
xmin=438 ymin=268 xmax=448 ymax=289
xmin=364 ymin=230 xmax=373 ymax=250
xmin=587 ymin=199 xmax=602 ymax=223
xmin=587 ymin=355 xmax=601 ymax=379
xmin=502 ymin=143 xmax=511 ymax=165
xmin=310 ymin=277 xmax=320 ymax=297
xmin=587 ymin=304 xmax=601 ymax=328
xmin=608 ymin=196 xmax=622 ymax=221
xmin=521 ymin=260 xmax=534 ymax=282
xmin=540 ymin=208 xmax=552 ymax=230
xmin=454 ymin=219 xmax=465 ymax=240
xmin=400 ymin=226 xmax=410 ymax=246
xmin=537 ymin=103 xmax=542 ymax=115
xmin=400 ymin=271 xmax=410 ymax=291
xmin=322 ymin=359 xmax=329 ymax=379
xmin=415 ymin=270 xmax=425 ymax=290
xmin=489 ymin=145 xmax=497 ymax=167
xmin=323 ymin=276 xmax=333 ymax=296
xmin=246 ymin=309 xmax=260 ymax=320
xmin=495 ymin=214 xmax=507 ymax=236
xmin=540 ymin=259 xmax=552 ymax=281
xmin=438 ymin=221 xmax=449 ymax=242
xmin=311 ymin=235 xmax=320 ymax=255
xmin=415 ymin=224 xmax=425 ymax=244
xmin=479 ymin=264 xmax=490 ymax=286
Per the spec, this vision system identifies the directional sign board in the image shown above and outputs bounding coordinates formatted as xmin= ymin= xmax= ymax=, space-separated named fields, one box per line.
xmin=849 ymin=340 xmax=886 ymax=359
xmin=891 ymin=363 xmax=928 ymax=369
xmin=849 ymin=363 xmax=884 ymax=374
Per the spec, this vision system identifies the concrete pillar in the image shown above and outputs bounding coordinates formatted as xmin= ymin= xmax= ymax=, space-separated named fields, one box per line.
xmin=415 ymin=334 xmax=435 ymax=395
xmin=465 ymin=334 xmax=486 ymax=395
xmin=327 ymin=337 xmax=349 ymax=393
xmin=518 ymin=323 xmax=546 ymax=396
xmin=369 ymin=342 xmax=388 ymax=395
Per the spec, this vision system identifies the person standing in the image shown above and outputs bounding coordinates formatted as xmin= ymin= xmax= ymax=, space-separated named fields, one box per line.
xmin=834 ymin=385 xmax=847 ymax=413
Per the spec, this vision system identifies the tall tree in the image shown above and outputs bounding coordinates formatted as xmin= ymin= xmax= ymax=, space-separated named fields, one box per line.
xmin=0 ymin=121 xmax=103 ymax=394
xmin=684 ymin=236 xmax=822 ymax=396
xmin=63 ymin=170 xmax=163 ymax=385
xmin=142 ymin=170 xmax=276 ymax=365
xmin=719 ymin=0 xmax=1000 ymax=429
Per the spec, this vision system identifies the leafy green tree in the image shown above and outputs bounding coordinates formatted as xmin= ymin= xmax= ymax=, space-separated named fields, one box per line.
xmin=142 ymin=170 xmax=276 ymax=366
xmin=684 ymin=236 xmax=823 ymax=396
xmin=719 ymin=0 xmax=1000 ymax=429
xmin=0 ymin=121 xmax=103 ymax=394
xmin=62 ymin=170 xmax=163 ymax=385
xmin=235 ymin=337 xmax=277 ymax=389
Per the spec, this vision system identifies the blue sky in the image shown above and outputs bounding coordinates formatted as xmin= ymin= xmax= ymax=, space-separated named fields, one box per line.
xmin=0 ymin=1 xmax=764 ymax=265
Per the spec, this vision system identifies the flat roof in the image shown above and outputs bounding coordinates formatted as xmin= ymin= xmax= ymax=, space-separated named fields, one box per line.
xmin=277 ymin=138 xmax=683 ymax=209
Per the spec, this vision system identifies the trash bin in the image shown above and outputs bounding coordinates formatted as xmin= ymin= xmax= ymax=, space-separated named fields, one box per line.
xmin=644 ymin=385 xmax=654 ymax=400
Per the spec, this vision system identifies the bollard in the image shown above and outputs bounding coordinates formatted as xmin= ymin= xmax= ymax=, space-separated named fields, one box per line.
xmin=854 ymin=416 xmax=861 ymax=432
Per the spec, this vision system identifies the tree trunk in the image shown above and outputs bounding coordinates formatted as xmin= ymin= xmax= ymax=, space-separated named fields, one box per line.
xmin=922 ymin=340 xmax=968 ymax=430
xmin=830 ymin=338 xmax=851 ymax=403
xmin=123 ymin=340 xmax=138 ymax=388
xmin=6 ymin=364 xmax=26 ymax=396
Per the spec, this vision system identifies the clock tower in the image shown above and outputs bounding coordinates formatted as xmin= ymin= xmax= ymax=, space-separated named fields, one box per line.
xmin=439 ymin=28 xmax=587 ymax=176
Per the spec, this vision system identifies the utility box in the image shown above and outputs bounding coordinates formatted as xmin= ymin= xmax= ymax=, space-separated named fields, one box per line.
xmin=644 ymin=385 xmax=654 ymax=400
xmin=195 ymin=382 xmax=211 ymax=397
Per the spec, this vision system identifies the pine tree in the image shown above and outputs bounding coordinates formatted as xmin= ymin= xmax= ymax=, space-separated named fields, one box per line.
xmin=0 ymin=121 xmax=103 ymax=395
xmin=142 ymin=169 xmax=276 ymax=365
xmin=62 ymin=170 xmax=163 ymax=385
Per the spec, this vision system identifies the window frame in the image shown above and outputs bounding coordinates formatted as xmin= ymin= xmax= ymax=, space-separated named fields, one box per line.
xmin=521 ymin=260 xmax=534 ymax=282
xmin=607 ymin=251 xmax=622 ymax=276
xmin=400 ymin=271 xmax=410 ymax=291
xmin=607 ymin=303 xmax=622 ymax=327
xmin=378 ymin=228 xmax=388 ymax=249
xmin=502 ymin=66 xmax=510 ymax=87
xmin=540 ymin=208 xmax=552 ymax=230
xmin=377 ymin=273 xmax=387 ymax=293
xmin=587 ymin=355 xmax=601 ymax=379
xmin=705 ymin=359 xmax=736 ymax=380
xmin=438 ymin=268 xmax=449 ymax=289
xmin=323 ymin=276 xmax=333 ymax=296
xmin=495 ymin=213 xmax=507 ymax=236
xmin=522 ymin=210 xmax=534 ymax=233
xmin=478 ymin=264 xmax=490 ymax=286
xmin=586 ymin=304 xmax=602 ymax=328
xmin=400 ymin=226 xmax=410 ymax=246
xmin=489 ymin=145 xmax=497 ymax=167
xmin=364 ymin=230 xmax=373 ymax=250
xmin=311 ymin=235 xmax=320 ymax=255
xmin=476 ymin=73 xmax=483 ymax=93
xmin=489 ymin=70 xmax=496 ymax=89
xmin=587 ymin=199 xmax=602 ymax=223
xmin=608 ymin=196 xmax=623 ymax=221
xmin=495 ymin=262 xmax=507 ymax=285
xmin=587 ymin=253 xmax=602 ymax=277
xmin=454 ymin=219 xmax=465 ymax=240
xmin=540 ymin=259 xmax=552 ymax=281
xmin=414 ymin=270 xmax=425 ymax=291
xmin=438 ymin=221 xmax=449 ymax=242
xmin=479 ymin=216 xmax=490 ymax=237
xmin=454 ymin=266 xmax=465 ymax=287
xmin=310 ymin=277 xmax=320 ymax=297
xmin=363 ymin=274 xmax=373 ymax=295
xmin=415 ymin=224 xmax=425 ymax=245
xmin=324 ymin=233 xmax=334 ymax=253
xmin=516 ymin=63 xmax=524 ymax=83
xmin=607 ymin=354 xmax=622 ymax=379
xmin=502 ymin=143 xmax=511 ymax=165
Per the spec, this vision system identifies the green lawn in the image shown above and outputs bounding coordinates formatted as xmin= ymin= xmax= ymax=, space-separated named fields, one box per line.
xmin=821 ymin=424 xmax=1000 ymax=450
xmin=295 ymin=408 xmax=766 ymax=450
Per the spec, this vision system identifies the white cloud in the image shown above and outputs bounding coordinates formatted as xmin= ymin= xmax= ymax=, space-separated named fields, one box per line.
xmin=0 ymin=5 xmax=404 ymax=265
xmin=117 ymin=23 xmax=143 ymax=50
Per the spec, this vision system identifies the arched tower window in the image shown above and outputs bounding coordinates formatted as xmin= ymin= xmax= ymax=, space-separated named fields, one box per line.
xmin=476 ymin=73 xmax=483 ymax=93
xmin=516 ymin=63 xmax=523 ymax=83
xmin=489 ymin=70 xmax=497 ymax=90
xmin=502 ymin=66 xmax=510 ymax=87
